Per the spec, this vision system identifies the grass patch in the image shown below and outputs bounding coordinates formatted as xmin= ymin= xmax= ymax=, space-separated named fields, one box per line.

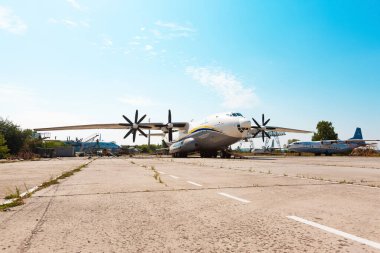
xmin=39 ymin=177 xmax=59 ymax=189
xmin=150 ymin=166 xmax=164 ymax=184
xmin=4 ymin=187 xmax=21 ymax=200
xmin=0 ymin=198 xmax=24 ymax=212
xmin=1 ymin=160 xmax=92 ymax=212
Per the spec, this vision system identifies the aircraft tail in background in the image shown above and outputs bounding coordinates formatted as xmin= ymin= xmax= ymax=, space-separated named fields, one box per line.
xmin=350 ymin=127 xmax=363 ymax=140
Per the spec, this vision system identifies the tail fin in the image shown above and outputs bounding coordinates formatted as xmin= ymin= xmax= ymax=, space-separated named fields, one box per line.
xmin=350 ymin=128 xmax=363 ymax=140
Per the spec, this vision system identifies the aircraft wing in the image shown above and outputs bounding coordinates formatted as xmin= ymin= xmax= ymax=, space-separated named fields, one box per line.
xmin=34 ymin=122 xmax=187 ymax=131
xmin=265 ymin=127 xmax=313 ymax=134
xmin=34 ymin=110 xmax=187 ymax=143
xmin=250 ymin=126 xmax=312 ymax=134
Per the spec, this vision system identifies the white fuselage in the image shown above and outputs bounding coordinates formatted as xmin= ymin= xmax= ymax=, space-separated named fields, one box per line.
xmin=169 ymin=112 xmax=251 ymax=154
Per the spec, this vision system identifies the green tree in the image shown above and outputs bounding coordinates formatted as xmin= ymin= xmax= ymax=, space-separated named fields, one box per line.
xmin=43 ymin=140 xmax=67 ymax=148
xmin=0 ymin=133 xmax=10 ymax=159
xmin=0 ymin=118 xmax=42 ymax=155
xmin=0 ymin=118 xmax=25 ymax=154
xmin=287 ymin=139 xmax=300 ymax=144
xmin=312 ymin=121 xmax=338 ymax=141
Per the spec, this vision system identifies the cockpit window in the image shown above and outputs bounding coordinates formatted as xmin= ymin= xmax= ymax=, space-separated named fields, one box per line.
xmin=228 ymin=113 xmax=244 ymax=117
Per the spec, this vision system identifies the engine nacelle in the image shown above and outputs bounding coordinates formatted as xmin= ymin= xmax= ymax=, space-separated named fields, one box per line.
xmin=169 ymin=138 xmax=198 ymax=154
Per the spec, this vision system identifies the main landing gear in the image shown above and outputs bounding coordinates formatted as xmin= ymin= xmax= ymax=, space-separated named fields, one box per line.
xmin=171 ymin=152 xmax=187 ymax=158
xmin=220 ymin=150 xmax=232 ymax=159
xmin=200 ymin=150 xmax=218 ymax=158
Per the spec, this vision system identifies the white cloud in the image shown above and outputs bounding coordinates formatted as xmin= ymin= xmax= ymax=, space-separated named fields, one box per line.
xmin=0 ymin=84 xmax=93 ymax=130
xmin=102 ymin=37 xmax=113 ymax=47
xmin=155 ymin=21 xmax=195 ymax=33
xmin=144 ymin=44 xmax=153 ymax=51
xmin=66 ymin=0 xmax=82 ymax=10
xmin=49 ymin=18 xmax=89 ymax=28
xmin=119 ymin=96 xmax=155 ymax=107
xmin=152 ymin=21 xmax=196 ymax=39
xmin=129 ymin=41 xmax=140 ymax=46
xmin=0 ymin=6 xmax=27 ymax=35
xmin=186 ymin=67 xmax=259 ymax=109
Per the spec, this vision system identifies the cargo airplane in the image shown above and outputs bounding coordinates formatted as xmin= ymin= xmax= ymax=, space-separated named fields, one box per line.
xmin=35 ymin=110 xmax=311 ymax=158
xmin=288 ymin=128 xmax=379 ymax=155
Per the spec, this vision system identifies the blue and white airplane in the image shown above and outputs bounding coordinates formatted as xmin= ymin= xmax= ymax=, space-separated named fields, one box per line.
xmin=288 ymin=128 xmax=379 ymax=155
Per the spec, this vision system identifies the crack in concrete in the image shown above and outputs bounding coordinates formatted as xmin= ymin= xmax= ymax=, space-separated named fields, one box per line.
xmin=31 ymin=182 xmax=335 ymax=199
xmin=19 ymin=184 xmax=59 ymax=253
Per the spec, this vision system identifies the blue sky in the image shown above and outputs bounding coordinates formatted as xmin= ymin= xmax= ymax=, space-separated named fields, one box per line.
xmin=1 ymin=0 xmax=379 ymax=147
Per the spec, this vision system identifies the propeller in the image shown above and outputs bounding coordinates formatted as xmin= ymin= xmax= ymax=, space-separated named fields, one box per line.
xmin=252 ymin=114 xmax=272 ymax=142
xmin=166 ymin=110 xmax=173 ymax=142
xmin=120 ymin=110 xmax=149 ymax=142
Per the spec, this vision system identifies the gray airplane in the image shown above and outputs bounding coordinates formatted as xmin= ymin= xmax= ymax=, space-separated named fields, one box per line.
xmin=288 ymin=128 xmax=379 ymax=155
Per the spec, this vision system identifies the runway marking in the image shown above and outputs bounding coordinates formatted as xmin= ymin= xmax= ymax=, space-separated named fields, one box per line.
xmin=287 ymin=216 xmax=380 ymax=250
xmin=157 ymin=171 xmax=166 ymax=174
xmin=169 ymin=175 xmax=179 ymax=179
xmin=187 ymin=181 xmax=202 ymax=187
xmin=218 ymin=192 xmax=250 ymax=203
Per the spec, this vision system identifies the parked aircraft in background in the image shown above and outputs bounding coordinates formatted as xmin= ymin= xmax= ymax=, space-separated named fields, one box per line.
xmin=288 ymin=128 xmax=379 ymax=155
xmin=35 ymin=110 xmax=311 ymax=158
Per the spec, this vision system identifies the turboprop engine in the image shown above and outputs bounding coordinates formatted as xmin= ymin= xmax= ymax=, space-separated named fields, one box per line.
xmin=169 ymin=138 xmax=198 ymax=154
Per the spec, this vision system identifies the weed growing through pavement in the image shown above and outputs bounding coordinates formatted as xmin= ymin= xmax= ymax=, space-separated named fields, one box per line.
xmin=150 ymin=166 xmax=164 ymax=184
xmin=0 ymin=198 xmax=24 ymax=212
xmin=4 ymin=187 xmax=21 ymax=200
xmin=1 ymin=160 xmax=93 ymax=212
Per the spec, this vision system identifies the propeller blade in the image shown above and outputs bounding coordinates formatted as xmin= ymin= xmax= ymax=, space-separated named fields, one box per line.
xmin=252 ymin=131 xmax=260 ymax=138
xmin=262 ymin=114 xmax=265 ymax=126
xmin=137 ymin=128 xmax=147 ymax=138
xmin=122 ymin=115 xmax=133 ymax=125
xmin=137 ymin=114 xmax=147 ymax=124
xmin=168 ymin=110 xmax=172 ymax=123
xmin=252 ymin=118 xmax=261 ymax=128
xmin=133 ymin=129 xmax=137 ymax=142
xmin=263 ymin=118 xmax=271 ymax=126
xmin=264 ymin=131 xmax=271 ymax=139
xmin=168 ymin=129 xmax=173 ymax=142
xmin=123 ymin=129 xmax=133 ymax=139
xmin=261 ymin=131 xmax=265 ymax=142
xmin=134 ymin=110 xmax=138 ymax=123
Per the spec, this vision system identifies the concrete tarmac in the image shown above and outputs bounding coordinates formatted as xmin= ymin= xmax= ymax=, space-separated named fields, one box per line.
xmin=0 ymin=158 xmax=90 ymax=199
xmin=0 ymin=156 xmax=379 ymax=252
